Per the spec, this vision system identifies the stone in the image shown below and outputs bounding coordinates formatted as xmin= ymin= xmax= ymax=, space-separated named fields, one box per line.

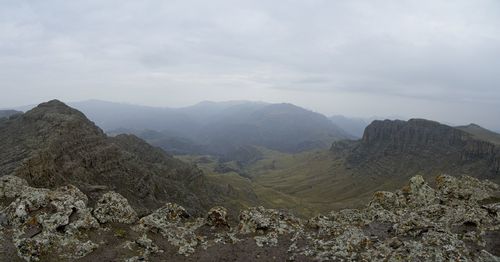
xmin=93 ymin=191 xmax=138 ymax=224
xmin=205 ymin=206 xmax=230 ymax=228
xmin=0 ymin=173 xmax=499 ymax=261
xmin=0 ymin=175 xmax=28 ymax=199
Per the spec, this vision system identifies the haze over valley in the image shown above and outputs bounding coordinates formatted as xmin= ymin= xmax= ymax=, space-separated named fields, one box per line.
xmin=1 ymin=0 xmax=500 ymax=261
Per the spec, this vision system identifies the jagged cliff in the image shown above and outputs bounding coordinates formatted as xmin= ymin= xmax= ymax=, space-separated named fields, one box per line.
xmin=0 ymin=174 xmax=498 ymax=261
xmin=0 ymin=100 xmax=220 ymax=216
xmin=333 ymin=119 xmax=500 ymax=178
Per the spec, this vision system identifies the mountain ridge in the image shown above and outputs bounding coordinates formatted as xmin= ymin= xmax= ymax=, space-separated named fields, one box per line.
xmin=66 ymin=100 xmax=352 ymax=154
xmin=0 ymin=100 xmax=223 ymax=216
xmin=457 ymin=123 xmax=500 ymax=145
xmin=333 ymin=118 xmax=500 ymax=178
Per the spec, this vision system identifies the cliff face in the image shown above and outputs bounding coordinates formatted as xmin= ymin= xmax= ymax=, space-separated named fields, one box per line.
xmin=0 ymin=100 xmax=216 ymax=215
xmin=335 ymin=119 xmax=500 ymax=177
xmin=361 ymin=119 xmax=469 ymax=151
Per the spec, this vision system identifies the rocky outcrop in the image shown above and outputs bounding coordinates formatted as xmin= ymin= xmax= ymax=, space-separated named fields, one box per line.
xmin=337 ymin=118 xmax=500 ymax=177
xmin=0 ymin=176 xmax=100 ymax=261
xmin=205 ymin=206 xmax=229 ymax=228
xmin=93 ymin=191 xmax=138 ymax=224
xmin=0 ymin=100 xmax=222 ymax=216
xmin=0 ymin=174 xmax=498 ymax=261
xmin=361 ymin=119 xmax=468 ymax=148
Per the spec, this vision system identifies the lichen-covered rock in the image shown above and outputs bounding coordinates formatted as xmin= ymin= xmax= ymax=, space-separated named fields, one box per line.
xmin=136 ymin=202 xmax=189 ymax=231
xmin=238 ymin=206 xmax=301 ymax=234
xmin=305 ymin=227 xmax=371 ymax=261
xmin=0 ymin=174 xmax=499 ymax=261
xmin=134 ymin=203 xmax=201 ymax=256
xmin=206 ymin=206 xmax=229 ymax=228
xmin=0 ymin=176 xmax=100 ymax=261
xmin=0 ymin=175 xmax=28 ymax=199
xmin=404 ymin=175 xmax=439 ymax=207
xmin=122 ymin=233 xmax=163 ymax=261
xmin=436 ymin=174 xmax=498 ymax=203
xmin=254 ymin=232 xmax=278 ymax=247
xmin=93 ymin=191 xmax=138 ymax=224
xmin=238 ymin=206 xmax=302 ymax=250
xmin=369 ymin=191 xmax=401 ymax=210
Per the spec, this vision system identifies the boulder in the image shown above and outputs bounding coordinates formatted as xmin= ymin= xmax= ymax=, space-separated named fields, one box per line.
xmin=205 ymin=206 xmax=229 ymax=228
xmin=93 ymin=191 xmax=138 ymax=224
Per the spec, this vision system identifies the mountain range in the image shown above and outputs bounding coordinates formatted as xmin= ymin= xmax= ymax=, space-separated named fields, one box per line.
xmin=0 ymin=99 xmax=499 ymax=260
xmin=67 ymin=100 xmax=353 ymax=155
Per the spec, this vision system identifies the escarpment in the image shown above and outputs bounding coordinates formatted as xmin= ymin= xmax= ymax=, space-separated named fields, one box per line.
xmin=332 ymin=119 xmax=500 ymax=178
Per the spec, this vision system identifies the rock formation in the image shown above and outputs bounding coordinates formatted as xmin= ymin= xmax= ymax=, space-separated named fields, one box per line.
xmin=0 ymin=174 xmax=498 ymax=261
xmin=333 ymin=118 xmax=500 ymax=178
xmin=0 ymin=100 xmax=224 ymax=216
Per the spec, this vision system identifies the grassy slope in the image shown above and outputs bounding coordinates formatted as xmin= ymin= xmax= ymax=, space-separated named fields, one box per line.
xmin=177 ymin=155 xmax=302 ymax=215
xmin=178 ymin=148 xmax=411 ymax=217
xmin=247 ymin=149 xmax=410 ymax=216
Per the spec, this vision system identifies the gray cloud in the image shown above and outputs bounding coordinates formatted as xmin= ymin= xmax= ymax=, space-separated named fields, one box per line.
xmin=0 ymin=0 xmax=499 ymax=130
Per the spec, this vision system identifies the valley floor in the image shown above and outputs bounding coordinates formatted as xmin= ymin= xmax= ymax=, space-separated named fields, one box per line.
xmin=179 ymin=149 xmax=415 ymax=217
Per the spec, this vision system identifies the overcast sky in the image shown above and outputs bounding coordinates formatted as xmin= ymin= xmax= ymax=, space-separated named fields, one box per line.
xmin=1 ymin=0 xmax=499 ymax=130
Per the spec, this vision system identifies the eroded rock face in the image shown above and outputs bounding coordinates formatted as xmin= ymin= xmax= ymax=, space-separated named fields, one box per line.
xmin=343 ymin=118 xmax=500 ymax=177
xmin=0 ymin=174 xmax=498 ymax=261
xmin=93 ymin=191 xmax=138 ymax=224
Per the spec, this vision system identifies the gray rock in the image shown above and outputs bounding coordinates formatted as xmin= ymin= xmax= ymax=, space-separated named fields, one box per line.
xmin=93 ymin=191 xmax=138 ymax=224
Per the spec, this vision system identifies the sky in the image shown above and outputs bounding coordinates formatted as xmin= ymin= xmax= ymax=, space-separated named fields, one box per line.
xmin=1 ymin=0 xmax=500 ymax=130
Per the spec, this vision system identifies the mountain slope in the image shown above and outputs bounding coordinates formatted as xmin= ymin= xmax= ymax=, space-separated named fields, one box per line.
xmin=70 ymin=100 xmax=351 ymax=154
xmin=0 ymin=100 xmax=222 ymax=215
xmin=69 ymin=100 xmax=199 ymax=137
xmin=178 ymin=118 xmax=500 ymax=217
xmin=335 ymin=119 xmax=500 ymax=178
xmin=199 ymin=103 xmax=352 ymax=153
xmin=456 ymin=123 xmax=500 ymax=145
xmin=234 ymin=119 xmax=500 ymax=216
xmin=0 ymin=110 xmax=22 ymax=119
xmin=329 ymin=115 xmax=368 ymax=138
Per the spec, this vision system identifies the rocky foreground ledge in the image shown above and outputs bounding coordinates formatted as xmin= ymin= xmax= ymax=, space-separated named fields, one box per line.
xmin=0 ymin=175 xmax=499 ymax=261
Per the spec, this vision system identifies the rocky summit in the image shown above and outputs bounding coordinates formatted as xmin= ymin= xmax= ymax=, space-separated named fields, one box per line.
xmin=0 ymin=173 xmax=499 ymax=261
xmin=0 ymin=100 xmax=224 ymax=216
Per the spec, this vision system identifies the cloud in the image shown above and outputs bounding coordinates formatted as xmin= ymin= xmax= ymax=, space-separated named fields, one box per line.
xmin=0 ymin=0 xmax=499 ymax=129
